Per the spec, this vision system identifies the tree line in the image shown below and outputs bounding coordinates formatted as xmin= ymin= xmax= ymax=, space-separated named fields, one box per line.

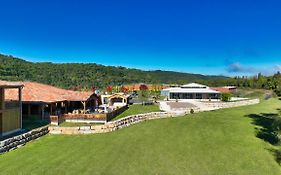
xmin=0 ymin=54 xmax=226 ymax=89
xmin=0 ymin=54 xmax=281 ymax=96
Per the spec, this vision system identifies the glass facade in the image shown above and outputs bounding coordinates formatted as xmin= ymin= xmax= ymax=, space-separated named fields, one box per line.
xmin=169 ymin=93 xmax=220 ymax=99
xmin=195 ymin=93 xmax=202 ymax=99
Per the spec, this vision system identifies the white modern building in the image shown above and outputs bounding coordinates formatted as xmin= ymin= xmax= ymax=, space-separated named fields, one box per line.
xmin=161 ymin=83 xmax=221 ymax=100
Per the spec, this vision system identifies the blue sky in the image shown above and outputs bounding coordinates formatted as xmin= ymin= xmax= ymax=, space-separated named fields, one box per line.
xmin=0 ymin=0 xmax=281 ymax=76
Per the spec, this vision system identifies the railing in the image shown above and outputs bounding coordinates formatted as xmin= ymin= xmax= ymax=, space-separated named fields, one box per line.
xmin=63 ymin=113 xmax=107 ymax=120
xmin=106 ymin=105 xmax=128 ymax=121
xmin=51 ymin=105 xmax=129 ymax=125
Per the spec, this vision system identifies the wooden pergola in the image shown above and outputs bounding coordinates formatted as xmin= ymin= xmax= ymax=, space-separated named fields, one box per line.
xmin=80 ymin=93 xmax=101 ymax=114
xmin=107 ymin=93 xmax=129 ymax=106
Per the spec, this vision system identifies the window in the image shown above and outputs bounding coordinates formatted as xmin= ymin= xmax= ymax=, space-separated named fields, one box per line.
xmin=170 ymin=93 xmax=179 ymax=99
xmin=103 ymin=97 xmax=108 ymax=104
xmin=111 ymin=98 xmax=123 ymax=103
xmin=209 ymin=93 xmax=219 ymax=99
xmin=187 ymin=93 xmax=193 ymax=99
xmin=195 ymin=93 xmax=202 ymax=99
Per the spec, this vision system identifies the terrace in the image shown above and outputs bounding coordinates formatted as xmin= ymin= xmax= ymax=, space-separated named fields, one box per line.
xmin=52 ymin=93 xmax=131 ymax=125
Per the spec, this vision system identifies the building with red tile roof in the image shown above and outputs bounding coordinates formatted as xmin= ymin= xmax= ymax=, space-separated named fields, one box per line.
xmin=211 ymin=86 xmax=237 ymax=94
xmin=5 ymin=81 xmax=93 ymax=103
xmin=4 ymin=81 xmax=100 ymax=120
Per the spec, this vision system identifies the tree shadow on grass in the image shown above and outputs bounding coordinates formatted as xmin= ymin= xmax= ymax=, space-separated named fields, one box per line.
xmin=268 ymin=148 xmax=281 ymax=165
xmin=247 ymin=113 xmax=279 ymax=145
xmin=247 ymin=113 xmax=281 ymax=165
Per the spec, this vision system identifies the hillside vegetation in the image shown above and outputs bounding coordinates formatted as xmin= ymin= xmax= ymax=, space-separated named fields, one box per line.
xmin=0 ymin=54 xmax=226 ymax=89
xmin=1 ymin=54 xmax=281 ymax=96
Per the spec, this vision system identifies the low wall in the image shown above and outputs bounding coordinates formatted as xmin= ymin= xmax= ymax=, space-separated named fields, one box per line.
xmin=48 ymin=112 xmax=177 ymax=134
xmin=0 ymin=126 xmax=49 ymax=154
xmin=50 ymin=115 xmax=65 ymax=125
xmin=202 ymin=99 xmax=260 ymax=109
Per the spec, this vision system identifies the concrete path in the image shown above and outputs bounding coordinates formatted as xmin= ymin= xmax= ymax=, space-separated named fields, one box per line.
xmin=160 ymin=99 xmax=260 ymax=113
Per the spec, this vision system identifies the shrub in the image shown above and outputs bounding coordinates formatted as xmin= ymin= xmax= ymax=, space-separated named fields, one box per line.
xmin=190 ymin=108 xmax=194 ymax=114
xmin=139 ymin=90 xmax=152 ymax=105
xmin=139 ymin=84 xmax=148 ymax=91
xmin=221 ymin=93 xmax=232 ymax=102
xmin=274 ymin=87 xmax=281 ymax=97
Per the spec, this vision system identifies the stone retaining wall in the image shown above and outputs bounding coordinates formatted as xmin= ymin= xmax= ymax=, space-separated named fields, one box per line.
xmin=48 ymin=99 xmax=260 ymax=135
xmin=48 ymin=112 xmax=178 ymax=134
xmin=0 ymin=126 xmax=49 ymax=154
xmin=202 ymin=99 xmax=260 ymax=109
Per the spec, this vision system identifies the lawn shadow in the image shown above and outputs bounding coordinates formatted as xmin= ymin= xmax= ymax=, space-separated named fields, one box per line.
xmin=247 ymin=112 xmax=281 ymax=165
xmin=246 ymin=113 xmax=279 ymax=145
xmin=22 ymin=119 xmax=49 ymax=131
xmin=268 ymin=148 xmax=281 ymax=165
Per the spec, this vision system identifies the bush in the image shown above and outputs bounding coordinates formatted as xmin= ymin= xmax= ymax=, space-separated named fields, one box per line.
xmin=274 ymin=87 xmax=281 ymax=97
xmin=190 ymin=109 xmax=194 ymax=114
xmin=221 ymin=93 xmax=232 ymax=102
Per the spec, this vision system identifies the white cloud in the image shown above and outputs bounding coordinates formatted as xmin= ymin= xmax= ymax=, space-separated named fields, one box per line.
xmin=274 ymin=64 xmax=281 ymax=72
xmin=226 ymin=62 xmax=281 ymax=76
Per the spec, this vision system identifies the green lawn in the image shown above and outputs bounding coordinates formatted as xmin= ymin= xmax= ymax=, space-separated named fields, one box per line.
xmin=234 ymin=88 xmax=273 ymax=100
xmin=1 ymin=99 xmax=281 ymax=174
xmin=113 ymin=104 xmax=161 ymax=120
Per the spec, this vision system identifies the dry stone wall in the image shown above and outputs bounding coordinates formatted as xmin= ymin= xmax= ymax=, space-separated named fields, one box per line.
xmin=0 ymin=126 xmax=49 ymax=154
xmin=202 ymin=99 xmax=260 ymax=109
xmin=48 ymin=112 xmax=178 ymax=134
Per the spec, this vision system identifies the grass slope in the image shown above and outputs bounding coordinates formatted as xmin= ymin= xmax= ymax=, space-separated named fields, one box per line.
xmin=113 ymin=104 xmax=161 ymax=120
xmin=0 ymin=99 xmax=281 ymax=174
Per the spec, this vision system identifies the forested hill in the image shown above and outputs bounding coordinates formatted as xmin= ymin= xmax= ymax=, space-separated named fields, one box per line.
xmin=0 ymin=54 xmax=227 ymax=89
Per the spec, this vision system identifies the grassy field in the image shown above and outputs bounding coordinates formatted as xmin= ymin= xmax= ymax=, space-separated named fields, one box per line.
xmin=1 ymin=99 xmax=281 ymax=174
xmin=113 ymin=104 xmax=161 ymax=120
xmin=234 ymin=88 xmax=273 ymax=100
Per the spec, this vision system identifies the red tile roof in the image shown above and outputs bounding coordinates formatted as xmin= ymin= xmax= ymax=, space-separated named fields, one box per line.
xmin=5 ymin=81 xmax=93 ymax=103
xmin=210 ymin=87 xmax=232 ymax=93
